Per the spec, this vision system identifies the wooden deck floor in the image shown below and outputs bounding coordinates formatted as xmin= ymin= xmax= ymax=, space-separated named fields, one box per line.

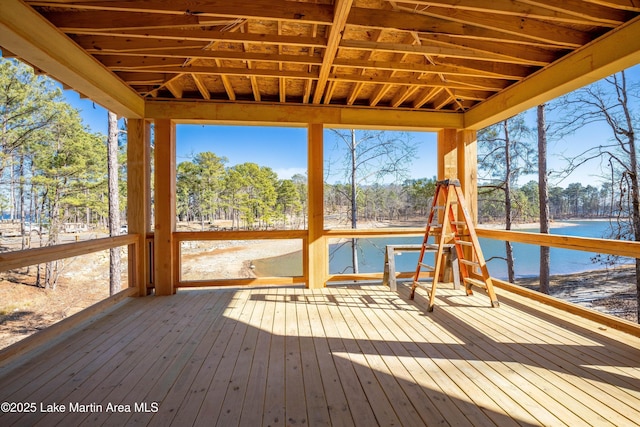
xmin=1 ymin=283 xmax=639 ymax=426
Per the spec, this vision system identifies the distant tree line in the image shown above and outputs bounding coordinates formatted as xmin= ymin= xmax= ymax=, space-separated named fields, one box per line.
xmin=479 ymin=180 xmax=618 ymax=223
xmin=324 ymin=178 xmax=436 ymax=226
xmin=176 ymin=152 xmax=307 ymax=230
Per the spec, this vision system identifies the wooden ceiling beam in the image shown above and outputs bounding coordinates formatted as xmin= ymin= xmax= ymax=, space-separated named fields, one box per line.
xmin=340 ymin=39 xmax=551 ymax=66
xmin=584 ymin=0 xmax=640 ymax=12
xmin=74 ymin=36 xmax=208 ymax=53
xmin=116 ymin=72 xmax=167 ymax=85
xmin=520 ymin=0 xmax=633 ymax=25
xmin=41 ymin=11 xmax=235 ymax=31
xmin=346 ymin=82 xmax=365 ymax=105
xmin=99 ymin=56 xmax=186 ymax=69
xmin=417 ymin=34 xmax=561 ymax=67
xmin=391 ymin=5 xmax=590 ymax=47
xmin=312 ymin=0 xmax=352 ymax=104
xmin=99 ymin=52 xmax=523 ymax=81
xmin=165 ymin=80 xmax=183 ymax=99
xmin=369 ymin=84 xmax=392 ymax=107
xmin=390 ymin=85 xmax=419 ymax=107
xmin=145 ymin=99 xmax=464 ymax=130
xmin=412 ymin=86 xmax=443 ymax=109
xmin=117 ymin=66 xmax=318 ymax=80
xmin=29 ymin=0 xmax=334 ymax=25
xmin=70 ymin=29 xmax=327 ymax=48
xmin=333 ymin=58 xmax=525 ymax=80
xmin=191 ymin=74 xmax=210 ymax=100
xmin=95 ymin=49 xmax=323 ymax=66
xmin=393 ymin=0 xmax=626 ymax=26
xmin=0 ymin=0 xmax=143 ymax=118
xmin=0 ymin=46 xmax=17 ymax=57
xmin=330 ymin=72 xmax=507 ymax=91
xmin=348 ymin=6 xmax=587 ymax=48
xmin=464 ymin=15 xmax=640 ymax=129
xmin=349 ymin=7 xmax=545 ymax=47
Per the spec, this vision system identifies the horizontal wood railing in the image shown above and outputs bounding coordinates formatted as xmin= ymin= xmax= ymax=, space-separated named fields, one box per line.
xmin=0 ymin=234 xmax=143 ymax=359
xmin=0 ymin=234 xmax=138 ymax=272
xmin=173 ymin=229 xmax=308 ymax=288
xmin=323 ymin=226 xmax=640 ymax=335
xmin=476 ymin=227 xmax=640 ymax=258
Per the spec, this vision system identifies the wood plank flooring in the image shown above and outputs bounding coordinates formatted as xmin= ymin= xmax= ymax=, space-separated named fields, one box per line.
xmin=1 ymin=283 xmax=639 ymax=426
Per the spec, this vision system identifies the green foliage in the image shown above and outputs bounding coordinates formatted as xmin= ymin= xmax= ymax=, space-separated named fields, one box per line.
xmin=176 ymin=154 xmax=292 ymax=230
xmin=0 ymin=58 xmax=111 ymax=242
xmin=479 ymin=180 xmax=616 ymax=222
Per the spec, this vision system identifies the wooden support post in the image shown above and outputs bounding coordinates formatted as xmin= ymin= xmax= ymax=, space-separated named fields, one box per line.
xmin=437 ymin=129 xmax=458 ymax=180
xmin=437 ymin=129 xmax=478 ymax=224
xmin=154 ymin=119 xmax=176 ymax=296
xmin=457 ymin=129 xmax=478 ymax=225
xmin=438 ymin=128 xmax=479 ymax=270
xmin=307 ymin=123 xmax=326 ymax=289
xmin=127 ymin=119 xmax=152 ymax=296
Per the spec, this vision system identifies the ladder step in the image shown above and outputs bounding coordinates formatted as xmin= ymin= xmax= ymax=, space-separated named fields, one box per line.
xmin=463 ymin=277 xmax=488 ymax=289
xmin=412 ymin=180 xmax=499 ymax=310
xmin=418 ymin=262 xmax=435 ymax=271
xmin=460 ymin=259 xmax=480 ymax=268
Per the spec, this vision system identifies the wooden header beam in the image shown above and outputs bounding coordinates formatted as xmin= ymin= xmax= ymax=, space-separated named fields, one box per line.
xmin=145 ymin=100 xmax=464 ymax=130
xmin=464 ymin=14 xmax=640 ymax=129
xmin=0 ymin=0 xmax=144 ymax=118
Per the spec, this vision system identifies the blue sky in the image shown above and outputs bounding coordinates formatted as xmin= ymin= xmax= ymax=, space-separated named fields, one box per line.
xmin=66 ymin=91 xmax=438 ymax=182
xmin=63 ymin=66 xmax=639 ymax=188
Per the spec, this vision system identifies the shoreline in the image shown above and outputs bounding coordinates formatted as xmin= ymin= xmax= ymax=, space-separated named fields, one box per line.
xmin=516 ymin=264 xmax=637 ymax=322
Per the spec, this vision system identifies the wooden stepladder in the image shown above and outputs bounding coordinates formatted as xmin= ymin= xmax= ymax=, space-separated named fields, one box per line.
xmin=410 ymin=179 xmax=499 ymax=311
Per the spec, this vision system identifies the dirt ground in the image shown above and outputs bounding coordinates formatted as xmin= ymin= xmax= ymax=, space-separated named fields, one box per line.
xmin=518 ymin=265 xmax=638 ymax=323
xmin=1 ymin=236 xmax=638 ymax=351
xmin=0 ymin=250 xmax=114 ymax=349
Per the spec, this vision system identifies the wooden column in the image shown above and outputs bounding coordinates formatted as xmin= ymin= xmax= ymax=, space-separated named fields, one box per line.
xmin=437 ymin=129 xmax=479 ymax=267
xmin=457 ymin=129 xmax=478 ymax=224
xmin=154 ymin=119 xmax=176 ymax=296
xmin=307 ymin=123 xmax=326 ymax=289
xmin=437 ymin=128 xmax=478 ymax=223
xmin=127 ymin=119 xmax=151 ymax=296
xmin=437 ymin=128 xmax=458 ymax=180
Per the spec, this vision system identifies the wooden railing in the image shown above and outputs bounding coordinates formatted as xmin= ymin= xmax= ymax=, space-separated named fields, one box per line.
xmin=0 ymin=233 xmax=145 ymax=295
xmin=0 ymin=234 xmax=141 ymax=360
xmin=324 ymin=227 xmax=425 ymax=282
xmin=475 ymin=227 xmax=640 ymax=258
xmin=172 ymin=226 xmax=640 ymax=284
xmin=173 ymin=230 xmax=307 ymax=288
xmin=1 ymin=227 xmax=638 ymax=336
xmin=0 ymin=234 xmax=138 ymax=272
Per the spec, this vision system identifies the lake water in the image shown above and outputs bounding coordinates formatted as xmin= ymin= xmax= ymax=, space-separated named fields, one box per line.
xmin=328 ymin=220 xmax=631 ymax=280
xmin=254 ymin=220 xmax=632 ymax=280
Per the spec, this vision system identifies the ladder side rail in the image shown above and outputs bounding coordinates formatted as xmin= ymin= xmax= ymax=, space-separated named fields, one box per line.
xmin=412 ymin=186 xmax=441 ymax=283
xmin=426 ymin=186 xmax=455 ymax=310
